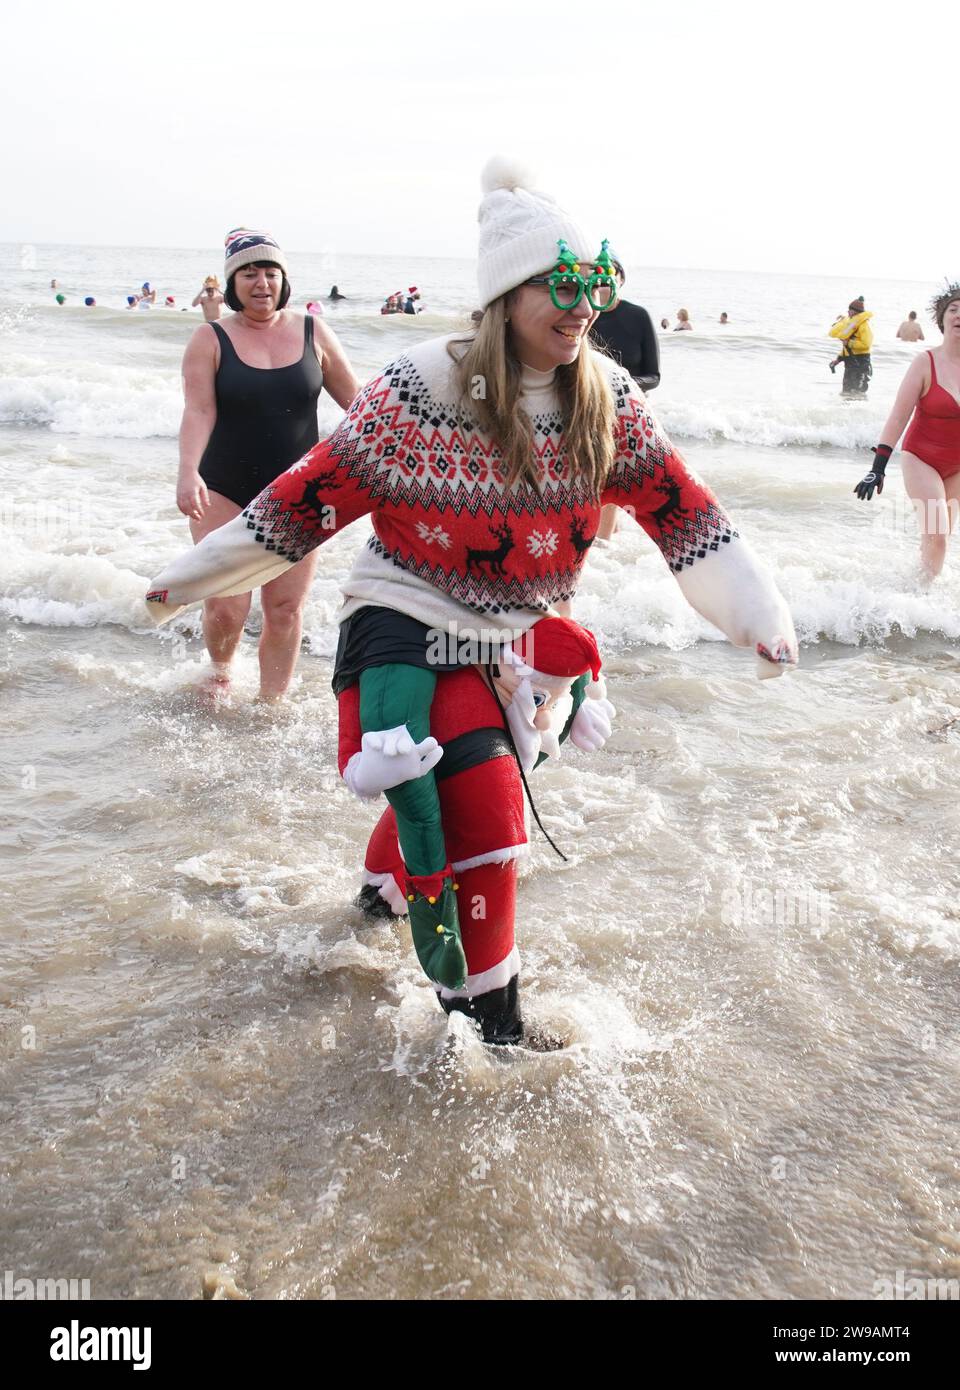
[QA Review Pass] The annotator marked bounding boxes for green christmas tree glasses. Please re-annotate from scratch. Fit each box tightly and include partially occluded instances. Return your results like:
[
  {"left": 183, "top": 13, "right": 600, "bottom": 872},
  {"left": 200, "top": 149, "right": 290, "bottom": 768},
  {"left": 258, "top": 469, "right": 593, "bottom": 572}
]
[{"left": 526, "top": 239, "right": 620, "bottom": 312}]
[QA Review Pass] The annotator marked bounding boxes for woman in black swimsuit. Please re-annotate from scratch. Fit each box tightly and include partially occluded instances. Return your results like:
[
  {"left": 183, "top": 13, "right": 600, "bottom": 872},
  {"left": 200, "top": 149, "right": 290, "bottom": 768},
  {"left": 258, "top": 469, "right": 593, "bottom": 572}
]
[{"left": 176, "top": 229, "right": 360, "bottom": 700}]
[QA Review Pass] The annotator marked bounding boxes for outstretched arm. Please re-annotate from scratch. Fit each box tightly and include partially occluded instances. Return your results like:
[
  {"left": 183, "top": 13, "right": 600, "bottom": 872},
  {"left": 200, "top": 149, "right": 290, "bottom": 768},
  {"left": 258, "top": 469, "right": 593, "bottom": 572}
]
[
  {"left": 601, "top": 371, "right": 797, "bottom": 677},
  {"left": 144, "top": 368, "right": 399, "bottom": 622}
]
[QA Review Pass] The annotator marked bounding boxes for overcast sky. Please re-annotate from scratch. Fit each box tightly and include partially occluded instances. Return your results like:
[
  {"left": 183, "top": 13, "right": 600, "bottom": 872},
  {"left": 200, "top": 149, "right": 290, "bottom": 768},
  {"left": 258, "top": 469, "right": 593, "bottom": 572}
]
[{"left": 4, "top": 0, "right": 951, "bottom": 282}]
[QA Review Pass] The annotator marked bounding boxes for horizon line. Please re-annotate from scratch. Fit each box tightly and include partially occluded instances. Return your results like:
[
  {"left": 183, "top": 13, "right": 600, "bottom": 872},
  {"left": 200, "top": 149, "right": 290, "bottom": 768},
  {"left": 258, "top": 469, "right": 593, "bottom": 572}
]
[{"left": 0, "top": 239, "right": 944, "bottom": 287}]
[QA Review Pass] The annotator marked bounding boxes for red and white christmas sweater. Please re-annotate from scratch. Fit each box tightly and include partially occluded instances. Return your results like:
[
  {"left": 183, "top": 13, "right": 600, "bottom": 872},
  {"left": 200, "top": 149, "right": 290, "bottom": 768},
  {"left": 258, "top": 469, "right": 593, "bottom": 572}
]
[{"left": 146, "top": 335, "right": 795, "bottom": 659}]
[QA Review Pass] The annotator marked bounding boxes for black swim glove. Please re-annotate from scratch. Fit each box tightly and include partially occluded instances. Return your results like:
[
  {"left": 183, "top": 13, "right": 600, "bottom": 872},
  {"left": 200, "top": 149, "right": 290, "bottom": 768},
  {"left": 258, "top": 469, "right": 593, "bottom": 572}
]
[{"left": 854, "top": 444, "right": 892, "bottom": 501}]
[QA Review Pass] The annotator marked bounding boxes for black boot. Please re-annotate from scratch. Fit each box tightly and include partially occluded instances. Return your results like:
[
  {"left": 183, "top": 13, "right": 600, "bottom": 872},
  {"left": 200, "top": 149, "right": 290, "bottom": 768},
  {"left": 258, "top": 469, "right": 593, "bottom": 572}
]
[
  {"left": 439, "top": 976, "right": 524, "bottom": 1045},
  {"left": 354, "top": 883, "right": 401, "bottom": 922}
]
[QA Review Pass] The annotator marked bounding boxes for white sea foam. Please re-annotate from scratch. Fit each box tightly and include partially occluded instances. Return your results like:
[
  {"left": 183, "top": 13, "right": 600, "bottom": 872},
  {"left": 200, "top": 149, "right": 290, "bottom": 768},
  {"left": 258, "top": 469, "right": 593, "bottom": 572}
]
[
  {"left": 660, "top": 396, "right": 885, "bottom": 450},
  {"left": 0, "top": 537, "right": 174, "bottom": 629},
  {"left": 0, "top": 353, "right": 181, "bottom": 438},
  {"left": 0, "top": 352, "right": 349, "bottom": 440}
]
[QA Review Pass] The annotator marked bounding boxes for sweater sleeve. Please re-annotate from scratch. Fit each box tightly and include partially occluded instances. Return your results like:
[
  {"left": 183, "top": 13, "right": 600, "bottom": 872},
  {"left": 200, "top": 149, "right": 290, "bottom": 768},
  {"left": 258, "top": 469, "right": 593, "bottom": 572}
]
[
  {"left": 600, "top": 368, "right": 797, "bottom": 675},
  {"left": 143, "top": 367, "right": 400, "bottom": 623}
]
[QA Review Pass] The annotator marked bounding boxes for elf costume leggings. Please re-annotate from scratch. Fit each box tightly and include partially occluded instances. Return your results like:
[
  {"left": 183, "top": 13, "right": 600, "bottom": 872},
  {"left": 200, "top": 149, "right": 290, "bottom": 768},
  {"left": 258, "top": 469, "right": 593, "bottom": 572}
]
[
  {"left": 339, "top": 666, "right": 527, "bottom": 1043},
  {"left": 358, "top": 664, "right": 443, "bottom": 878}
]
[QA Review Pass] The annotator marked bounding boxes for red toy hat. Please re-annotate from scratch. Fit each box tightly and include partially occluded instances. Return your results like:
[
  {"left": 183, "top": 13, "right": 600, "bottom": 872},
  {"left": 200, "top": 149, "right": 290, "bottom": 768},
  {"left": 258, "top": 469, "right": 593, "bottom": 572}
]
[{"left": 513, "top": 616, "right": 601, "bottom": 683}]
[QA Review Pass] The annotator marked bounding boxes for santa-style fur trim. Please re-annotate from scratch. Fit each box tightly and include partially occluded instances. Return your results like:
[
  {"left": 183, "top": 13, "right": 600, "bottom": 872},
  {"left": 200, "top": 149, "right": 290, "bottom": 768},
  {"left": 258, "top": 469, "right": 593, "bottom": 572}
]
[
  {"left": 360, "top": 868, "right": 407, "bottom": 916},
  {"left": 451, "top": 844, "right": 527, "bottom": 873},
  {"left": 435, "top": 945, "right": 520, "bottom": 1001}
]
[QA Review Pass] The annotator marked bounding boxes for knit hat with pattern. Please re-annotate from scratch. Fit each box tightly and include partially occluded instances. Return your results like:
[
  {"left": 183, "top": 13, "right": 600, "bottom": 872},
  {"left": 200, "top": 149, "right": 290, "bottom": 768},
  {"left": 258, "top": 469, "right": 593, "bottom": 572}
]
[
  {"left": 477, "top": 158, "right": 594, "bottom": 308},
  {"left": 224, "top": 228, "right": 288, "bottom": 280}
]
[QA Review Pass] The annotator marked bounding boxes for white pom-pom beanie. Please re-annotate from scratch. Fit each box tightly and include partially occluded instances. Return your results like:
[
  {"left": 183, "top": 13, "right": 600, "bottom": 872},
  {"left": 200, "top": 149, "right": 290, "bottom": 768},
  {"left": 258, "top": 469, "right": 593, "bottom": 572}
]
[{"left": 477, "top": 157, "right": 594, "bottom": 309}]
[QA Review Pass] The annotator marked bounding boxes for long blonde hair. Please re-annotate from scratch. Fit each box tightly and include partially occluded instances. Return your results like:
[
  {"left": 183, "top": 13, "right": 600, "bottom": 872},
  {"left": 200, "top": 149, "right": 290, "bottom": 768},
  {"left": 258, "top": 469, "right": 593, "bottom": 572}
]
[{"left": 449, "top": 295, "right": 617, "bottom": 495}]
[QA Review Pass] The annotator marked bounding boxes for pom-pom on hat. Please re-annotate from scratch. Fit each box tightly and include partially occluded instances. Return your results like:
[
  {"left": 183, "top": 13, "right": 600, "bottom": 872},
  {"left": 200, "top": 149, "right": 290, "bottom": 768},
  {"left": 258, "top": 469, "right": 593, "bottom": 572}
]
[
  {"left": 512, "top": 616, "right": 602, "bottom": 684},
  {"left": 224, "top": 228, "right": 289, "bottom": 280},
  {"left": 477, "top": 157, "right": 594, "bottom": 308}
]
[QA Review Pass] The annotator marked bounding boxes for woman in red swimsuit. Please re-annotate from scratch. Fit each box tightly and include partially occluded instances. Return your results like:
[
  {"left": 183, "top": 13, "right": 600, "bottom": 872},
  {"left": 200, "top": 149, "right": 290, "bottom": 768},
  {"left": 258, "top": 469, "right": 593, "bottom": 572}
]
[{"left": 854, "top": 284, "right": 960, "bottom": 578}]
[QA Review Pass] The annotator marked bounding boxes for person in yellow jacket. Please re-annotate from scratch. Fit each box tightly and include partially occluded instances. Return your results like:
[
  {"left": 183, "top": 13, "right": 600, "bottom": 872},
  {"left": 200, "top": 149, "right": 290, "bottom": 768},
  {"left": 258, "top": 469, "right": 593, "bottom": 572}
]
[{"left": 829, "top": 295, "right": 874, "bottom": 397}]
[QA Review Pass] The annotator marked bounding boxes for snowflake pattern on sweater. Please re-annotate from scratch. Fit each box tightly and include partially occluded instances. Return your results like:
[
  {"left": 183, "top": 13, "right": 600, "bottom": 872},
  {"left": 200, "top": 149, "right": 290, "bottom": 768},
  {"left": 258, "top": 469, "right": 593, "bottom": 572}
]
[{"left": 238, "top": 338, "right": 736, "bottom": 621}]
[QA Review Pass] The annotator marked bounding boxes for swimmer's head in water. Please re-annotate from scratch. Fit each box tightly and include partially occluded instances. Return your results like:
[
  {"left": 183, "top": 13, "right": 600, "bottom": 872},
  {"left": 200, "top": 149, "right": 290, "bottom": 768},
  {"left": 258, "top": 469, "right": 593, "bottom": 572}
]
[
  {"left": 930, "top": 281, "right": 960, "bottom": 331},
  {"left": 127, "top": 295, "right": 137, "bottom": 305},
  {"left": 84, "top": 297, "right": 95, "bottom": 306},
  {"left": 55, "top": 293, "right": 66, "bottom": 304}
]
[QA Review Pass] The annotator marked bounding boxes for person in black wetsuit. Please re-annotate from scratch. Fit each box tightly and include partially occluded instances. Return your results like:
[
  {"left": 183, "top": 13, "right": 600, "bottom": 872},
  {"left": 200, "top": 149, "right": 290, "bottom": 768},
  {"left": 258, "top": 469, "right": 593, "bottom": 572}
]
[
  {"left": 588, "top": 256, "right": 662, "bottom": 542},
  {"left": 589, "top": 261, "right": 660, "bottom": 392},
  {"left": 176, "top": 228, "right": 360, "bottom": 701}
]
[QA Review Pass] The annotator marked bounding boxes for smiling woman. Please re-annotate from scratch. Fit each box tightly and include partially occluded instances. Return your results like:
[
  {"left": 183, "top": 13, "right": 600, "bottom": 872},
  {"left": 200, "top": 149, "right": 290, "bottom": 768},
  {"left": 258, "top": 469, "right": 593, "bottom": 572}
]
[{"left": 145, "top": 159, "right": 797, "bottom": 1047}]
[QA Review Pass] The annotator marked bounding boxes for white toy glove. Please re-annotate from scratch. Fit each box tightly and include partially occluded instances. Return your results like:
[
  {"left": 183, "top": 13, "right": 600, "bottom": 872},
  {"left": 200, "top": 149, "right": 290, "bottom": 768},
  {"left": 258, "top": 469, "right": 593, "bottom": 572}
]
[
  {"left": 569, "top": 696, "right": 616, "bottom": 753},
  {"left": 343, "top": 725, "right": 443, "bottom": 801}
]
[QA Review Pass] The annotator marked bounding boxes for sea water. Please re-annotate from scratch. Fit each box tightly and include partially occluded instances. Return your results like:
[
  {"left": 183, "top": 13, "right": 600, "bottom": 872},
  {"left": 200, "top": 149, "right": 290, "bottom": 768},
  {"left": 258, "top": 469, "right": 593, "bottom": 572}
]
[{"left": 1, "top": 242, "right": 958, "bottom": 1300}]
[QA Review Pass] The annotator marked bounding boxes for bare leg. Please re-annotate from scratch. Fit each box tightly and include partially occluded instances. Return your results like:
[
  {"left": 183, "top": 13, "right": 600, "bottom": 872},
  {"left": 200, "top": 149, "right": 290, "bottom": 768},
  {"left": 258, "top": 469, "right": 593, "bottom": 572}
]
[
  {"left": 257, "top": 551, "right": 321, "bottom": 701},
  {"left": 901, "top": 452, "right": 956, "bottom": 580},
  {"left": 189, "top": 492, "right": 250, "bottom": 686},
  {"left": 596, "top": 503, "right": 620, "bottom": 541}
]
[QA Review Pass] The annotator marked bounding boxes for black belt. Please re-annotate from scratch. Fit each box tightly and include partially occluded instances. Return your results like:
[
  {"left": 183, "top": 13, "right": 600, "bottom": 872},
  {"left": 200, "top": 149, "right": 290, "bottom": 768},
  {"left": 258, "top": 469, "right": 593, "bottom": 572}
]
[{"left": 433, "top": 727, "right": 514, "bottom": 781}]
